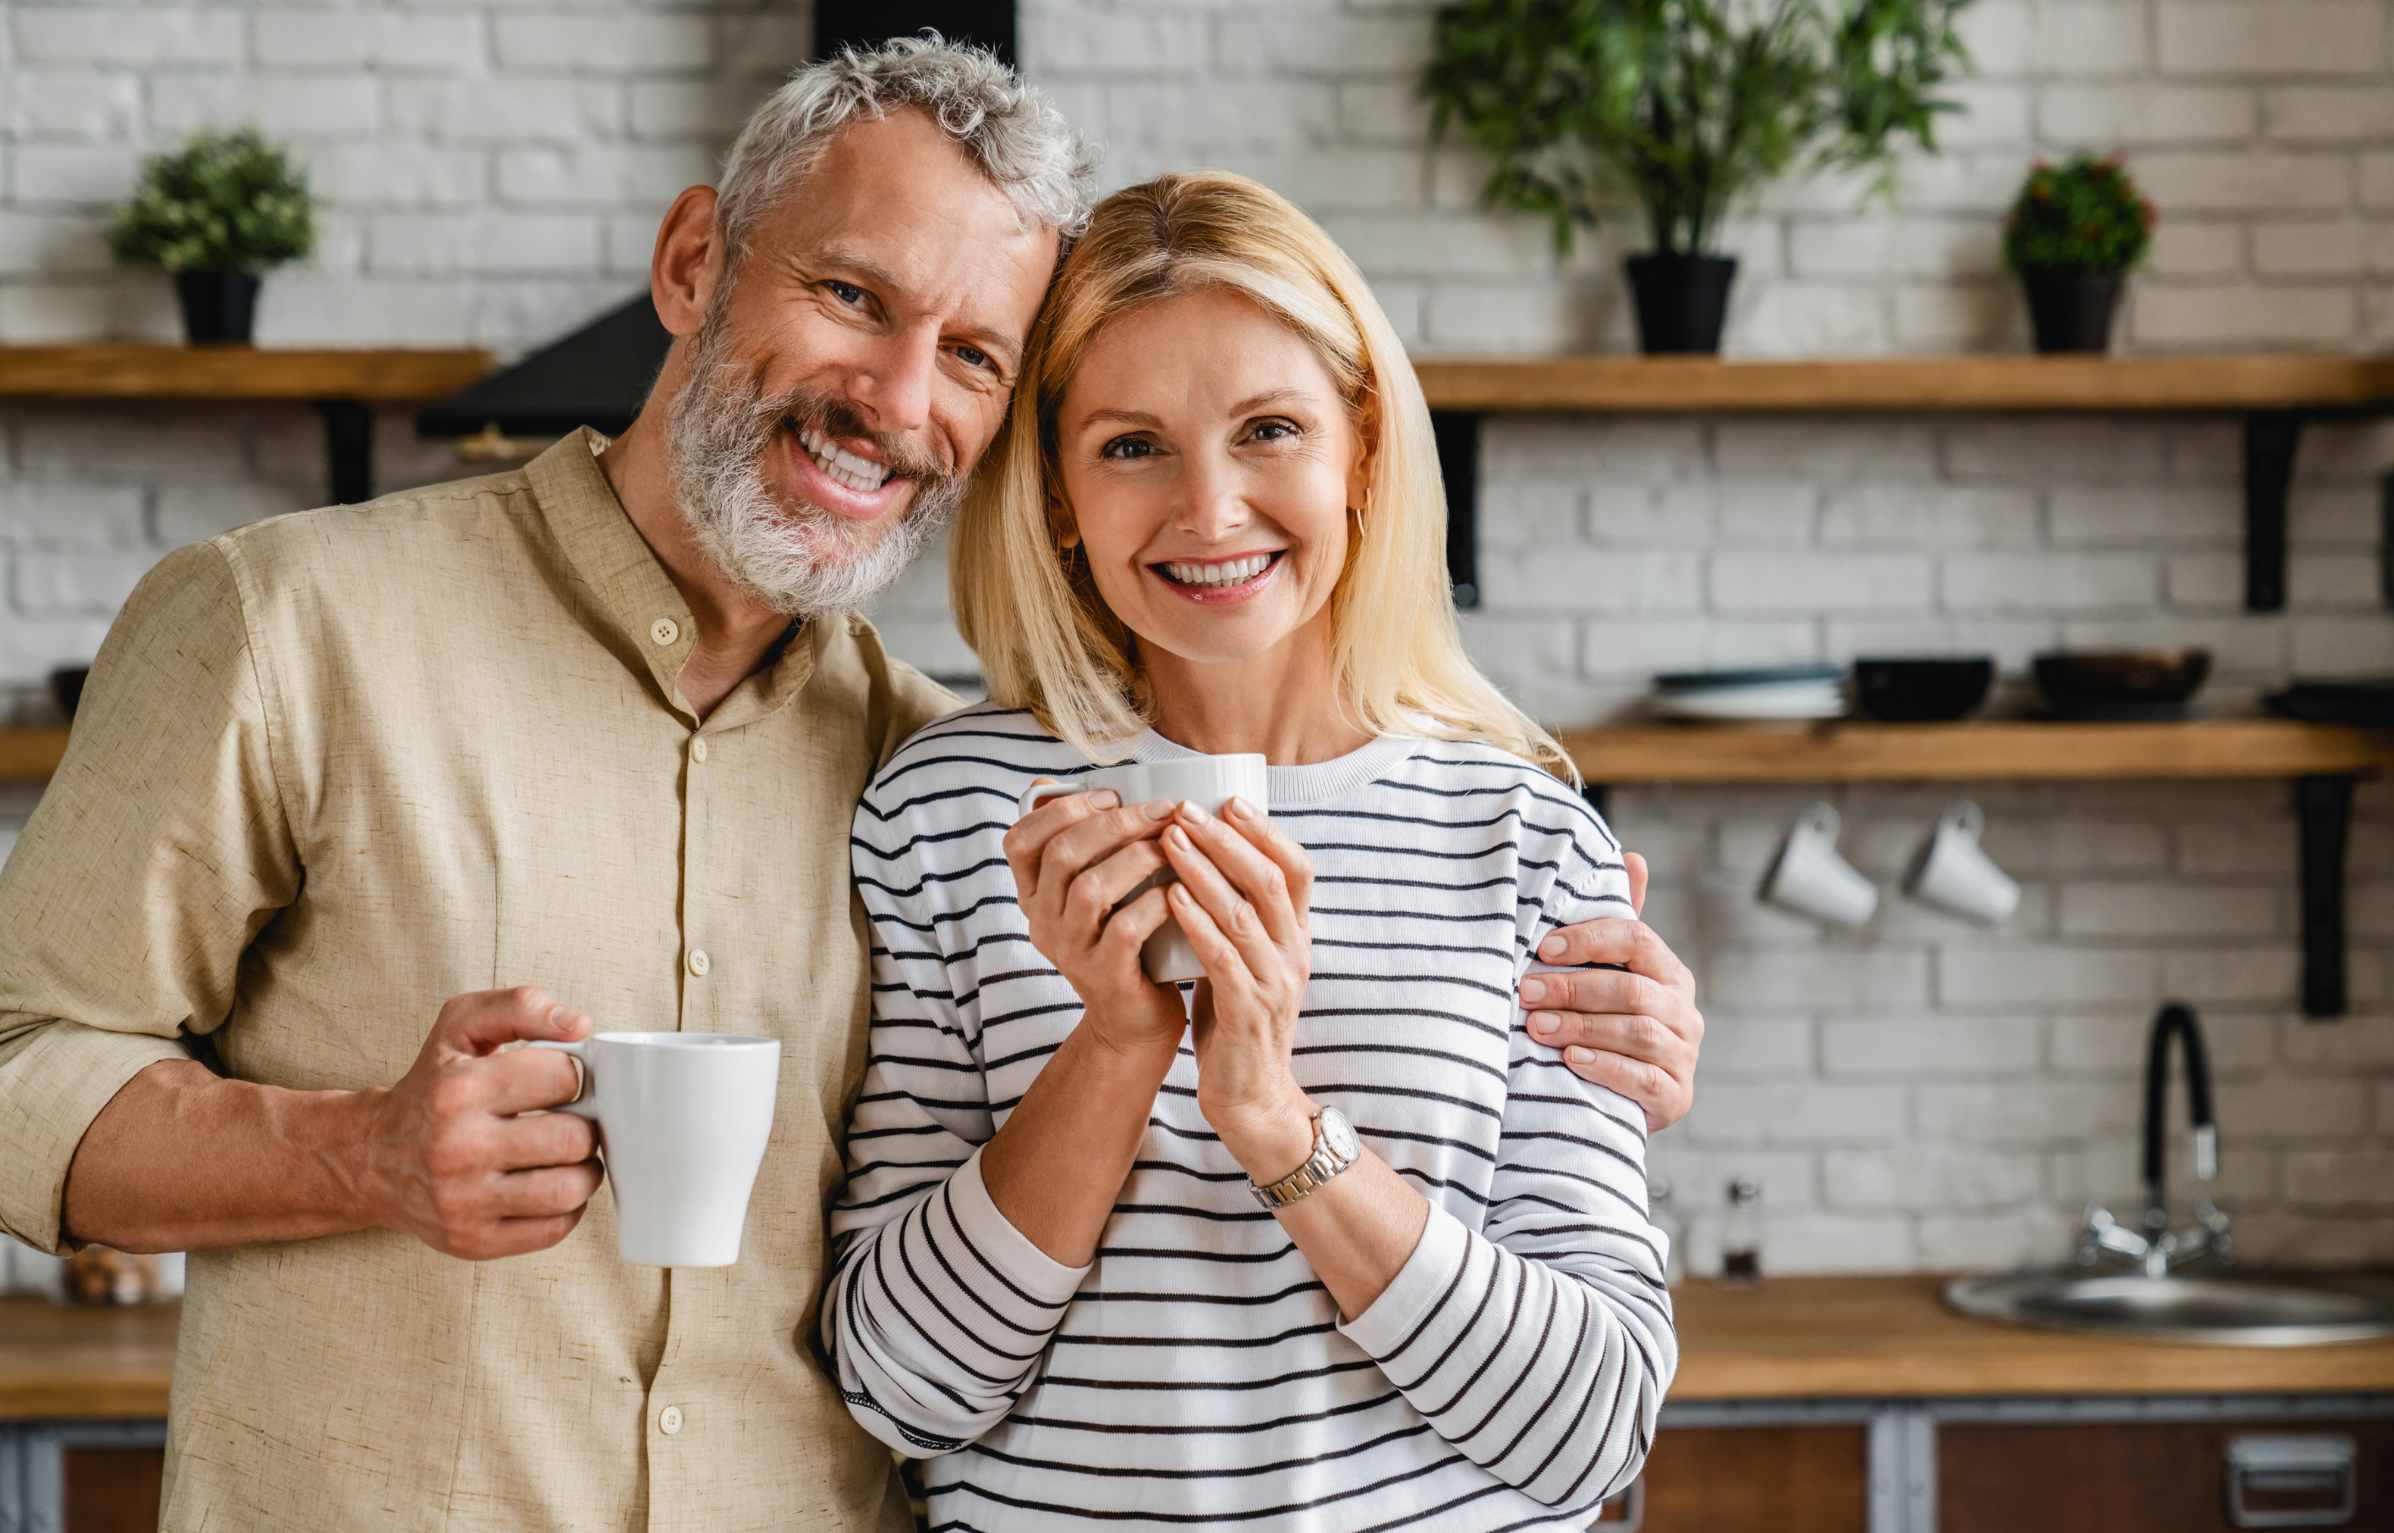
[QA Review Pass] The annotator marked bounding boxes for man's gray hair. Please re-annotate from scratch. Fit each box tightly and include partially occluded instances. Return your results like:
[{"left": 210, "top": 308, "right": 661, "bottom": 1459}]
[{"left": 716, "top": 34, "right": 1099, "bottom": 268}]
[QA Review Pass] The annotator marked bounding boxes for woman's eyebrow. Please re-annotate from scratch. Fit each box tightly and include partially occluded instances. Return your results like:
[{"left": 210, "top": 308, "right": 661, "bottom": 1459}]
[
  {"left": 1227, "top": 387, "right": 1310, "bottom": 415},
  {"left": 1075, "top": 406, "right": 1162, "bottom": 431}
]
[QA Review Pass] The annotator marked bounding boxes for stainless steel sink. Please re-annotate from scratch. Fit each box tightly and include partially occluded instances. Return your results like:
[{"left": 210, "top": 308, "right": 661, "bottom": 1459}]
[{"left": 1945, "top": 1269, "right": 2394, "bottom": 1347}]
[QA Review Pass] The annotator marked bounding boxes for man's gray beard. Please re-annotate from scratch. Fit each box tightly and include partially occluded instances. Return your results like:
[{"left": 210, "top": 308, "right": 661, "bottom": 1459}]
[{"left": 663, "top": 316, "right": 957, "bottom": 619}]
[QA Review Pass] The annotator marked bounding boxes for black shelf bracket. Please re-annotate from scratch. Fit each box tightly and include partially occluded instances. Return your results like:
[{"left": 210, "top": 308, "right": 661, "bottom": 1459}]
[
  {"left": 320, "top": 399, "right": 374, "bottom": 506},
  {"left": 2243, "top": 411, "right": 2303, "bottom": 613},
  {"left": 1432, "top": 409, "right": 1481, "bottom": 609},
  {"left": 2295, "top": 773, "right": 2358, "bottom": 1020}
]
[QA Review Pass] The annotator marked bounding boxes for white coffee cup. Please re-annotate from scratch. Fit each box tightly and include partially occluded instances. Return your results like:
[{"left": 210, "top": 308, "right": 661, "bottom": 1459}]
[
  {"left": 1757, "top": 802, "right": 1879, "bottom": 928},
  {"left": 526, "top": 1032, "right": 780, "bottom": 1267},
  {"left": 1019, "top": 754, "right": 1270, "bottom": 983},
  {"left": 1903, "top": 800, "right": 2020, "bottom": 925}
]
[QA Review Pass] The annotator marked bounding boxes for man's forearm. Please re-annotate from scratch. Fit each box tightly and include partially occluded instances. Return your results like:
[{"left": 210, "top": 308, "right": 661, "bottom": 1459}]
[
  {"left": 978, "top": 1027, "right": 1176, "bottom": 1268},
  {"left": 63, "top": 1059, "right": 383, "bottom": 1253}
]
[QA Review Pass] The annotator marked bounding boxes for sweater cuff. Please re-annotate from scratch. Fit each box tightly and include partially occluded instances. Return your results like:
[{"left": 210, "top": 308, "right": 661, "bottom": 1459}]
[
  {"left": 0, "top": 1024, "right": 190, "bottom": 1254},
  {"left": 946, "top": 1144, "right": 1093, "bottom": 1307},
  {"left": 1338, "top": 1202, "right": 1473, "bottom": 1359}
]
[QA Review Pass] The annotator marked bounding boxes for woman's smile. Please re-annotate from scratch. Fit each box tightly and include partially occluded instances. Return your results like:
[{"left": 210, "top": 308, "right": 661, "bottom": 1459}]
[{"left": 1149, "top": 548, "right": 1287, "bottom": 605}]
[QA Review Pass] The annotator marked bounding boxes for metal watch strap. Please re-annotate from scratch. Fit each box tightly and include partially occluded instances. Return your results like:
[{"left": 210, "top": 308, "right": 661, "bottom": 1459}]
[{"left": 1249, "top": 1109, "right": 1356, "bottom": 1209}]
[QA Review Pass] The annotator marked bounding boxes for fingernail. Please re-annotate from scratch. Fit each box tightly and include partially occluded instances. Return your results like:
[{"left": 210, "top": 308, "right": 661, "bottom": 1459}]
[
  {"left": 1141, "top": 800, "right": 1175, "bottom": 821},
  {"left": 1531, "top": 1011, "right": 1559, "bottom": 1036},
  {"left": 1564, "top": 1046, "right": 1594, "bottom": 1067},
  {"left": 1520, "top": 977, "right": 1548, "bottom": 1004},
  {"left": 1227, "top": 796, "right": 1256, "bottom": 820},
  {"left": 1093, "top": 790, "right": 1121, "bottom": 809},
  {"left": 1165, "top": 826, "right": 1191, "bottom": 852},
  {"left": 1539, "top": 934, "right": 1567, "bottom": 960},
  {"left": 1179, "top": 799, "right": 1211, "bottom": 823}
]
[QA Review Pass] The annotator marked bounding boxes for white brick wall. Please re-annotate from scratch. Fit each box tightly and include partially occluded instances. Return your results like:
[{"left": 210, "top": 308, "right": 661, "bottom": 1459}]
[{"left": 0, "top": 0, "right": 2389, "bottom": 1276}]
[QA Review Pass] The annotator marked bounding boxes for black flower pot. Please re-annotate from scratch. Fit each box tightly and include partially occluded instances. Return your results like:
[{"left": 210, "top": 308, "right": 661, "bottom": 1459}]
[
  {"left": 1625, "top": 252, "right": 1738, "bottom": 355},
  {"left": 175, "top": 270, "right": 262, "bottom": 346},
  {"left": 2021, "top": 269, "right": 2121, "bottom": 354}
]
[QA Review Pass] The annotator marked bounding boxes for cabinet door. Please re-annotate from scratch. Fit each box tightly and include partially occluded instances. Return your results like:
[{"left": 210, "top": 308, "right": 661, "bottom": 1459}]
[
  {"left": 1940, "top": 1419, "right": 2393, "bottom": 1533},
  {"left": 1593, "top": 1424, "right": 1870, "bottom": 1532},
  {"left": 61, "top": 1446, "right": 165, "bottom": 1533}
]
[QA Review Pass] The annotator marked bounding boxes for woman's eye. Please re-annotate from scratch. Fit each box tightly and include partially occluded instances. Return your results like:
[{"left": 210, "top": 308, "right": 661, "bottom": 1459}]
[
  {"left": 1100, "top": 436, "right": 1154, "bottom": 461},
  {"left": 824, "top": 280, "right": 867, "bottom": 307},
  {"left": 1249, "top": 419, "right": 1299, "bottom": 443}
]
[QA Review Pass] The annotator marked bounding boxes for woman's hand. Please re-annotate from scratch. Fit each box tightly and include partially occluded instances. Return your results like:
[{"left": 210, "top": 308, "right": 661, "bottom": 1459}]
[
  {"left": 1158, "top": 797, "right": 1318, "bottom": 1177},
  {"left": 1001, "top": 784, "right": 1187, "bottom": 1058},
  {"left": 1520, "top": 851, "right": 1706, "bottom": 1133}
]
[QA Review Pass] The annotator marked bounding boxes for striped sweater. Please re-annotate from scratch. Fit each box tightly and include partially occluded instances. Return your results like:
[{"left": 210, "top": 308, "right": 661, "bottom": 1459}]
[{"left": 822, "top": 704, "right": 1675, "bottom": 1531}]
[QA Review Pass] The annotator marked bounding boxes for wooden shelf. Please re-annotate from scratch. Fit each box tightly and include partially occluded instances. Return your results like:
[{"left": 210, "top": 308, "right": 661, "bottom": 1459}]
[
  {"left": 0, "top": 728, "right": 69, "bottom": 784},
  {"left": 0, "top": 345, "right": 491, "bottom": 404},
  {"left": 1560, "top": 719, "right": 2394, "bottom": 786},
  {"left": 0, "top": 1298, "right": 178, "bottom": 1422},
  {"left": 1415, "top": 353, "right": 2394, "bottom": 415}
]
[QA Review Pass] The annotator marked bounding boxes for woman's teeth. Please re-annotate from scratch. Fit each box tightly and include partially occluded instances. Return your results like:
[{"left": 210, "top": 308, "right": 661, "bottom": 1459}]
[
  {"left": 1163, "top": 554, "right": 1274, "bottom": 587},
  {"left": 794, "top": 422, "right": 891, "bottom": 493}
]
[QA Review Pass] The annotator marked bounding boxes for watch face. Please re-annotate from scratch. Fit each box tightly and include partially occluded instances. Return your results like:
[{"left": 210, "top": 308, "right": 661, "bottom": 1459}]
[{"left": 1319, "top": 1106, "right": 1360, "bottom": 1161}]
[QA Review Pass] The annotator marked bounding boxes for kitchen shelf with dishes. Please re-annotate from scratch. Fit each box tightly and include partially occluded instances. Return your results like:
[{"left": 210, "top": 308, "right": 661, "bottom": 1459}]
[
  {"left": 1416, "top": 352, "right": 2394, "bottom": 614},
  {"left": 1573, "top": 661, "right": 2393, "bottom": 1021},
  {"left": 0, "top": 344, "right": 493, "bottom": 506}
]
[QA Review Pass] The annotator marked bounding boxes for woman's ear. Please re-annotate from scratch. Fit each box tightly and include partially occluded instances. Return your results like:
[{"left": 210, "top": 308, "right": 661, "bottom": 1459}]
[
  {"left": 1345, "top": 398, "right": 1380, "bottom": 512},
  {"left": 1047, "top": 492, "right": 1081, "bottom": 552}
]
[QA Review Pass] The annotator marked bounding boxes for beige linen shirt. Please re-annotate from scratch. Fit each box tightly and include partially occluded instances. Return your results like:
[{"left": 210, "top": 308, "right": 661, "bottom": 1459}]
[{"left": 0, "top": 430, "right": 952, "bottom": 1532}]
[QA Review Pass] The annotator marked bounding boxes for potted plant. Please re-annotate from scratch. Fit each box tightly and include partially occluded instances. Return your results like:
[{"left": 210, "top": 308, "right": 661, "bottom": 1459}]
[
  {"left": 2003, "top": 153, "right": 2153, "bottom": 354},
  {"left": 109, "top": 127, "right": 316, "bottom": 346},
  {"left": 1424, "top": 0, "right": 1976, "bottom": 354}
]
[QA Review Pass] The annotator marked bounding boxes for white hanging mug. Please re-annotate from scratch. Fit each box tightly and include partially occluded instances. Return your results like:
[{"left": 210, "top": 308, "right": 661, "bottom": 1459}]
[
  {"left": 1903, "top": 800, "right": 2020, "bottom": 925},
  {"left": 526, "top": 1032, "right": 780, "bottom": 1267},
  {"left": 1019, "top": 754, "right": 1270, "bottom": 983},
  {"left": 1757, "top": 802, "right": 1879, "bottom": 928}
]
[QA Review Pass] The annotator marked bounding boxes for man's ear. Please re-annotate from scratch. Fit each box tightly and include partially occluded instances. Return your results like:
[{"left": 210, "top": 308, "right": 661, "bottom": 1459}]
[{"left": 651, "top": 185, "right": 726, "bottom": 339}]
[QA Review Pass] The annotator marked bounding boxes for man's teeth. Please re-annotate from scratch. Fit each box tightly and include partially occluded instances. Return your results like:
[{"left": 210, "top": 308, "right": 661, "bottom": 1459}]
[
  {"left": 1163, "top": 554, "right": 1273, "bottom": 587},
  {"left": 796, "top": 424, "right": 891, "bottom": 493}
]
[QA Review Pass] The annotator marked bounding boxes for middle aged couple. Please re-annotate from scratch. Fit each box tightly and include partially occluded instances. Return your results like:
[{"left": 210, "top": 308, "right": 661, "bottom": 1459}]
[{"left": 0, "top": 37, "right": 1695, "bottom": 1533}]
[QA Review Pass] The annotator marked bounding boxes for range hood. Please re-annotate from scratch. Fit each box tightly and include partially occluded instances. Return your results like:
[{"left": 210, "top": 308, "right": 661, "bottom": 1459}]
[{"left": 414, "top": 2, "right": 1017, "bottom": 454}]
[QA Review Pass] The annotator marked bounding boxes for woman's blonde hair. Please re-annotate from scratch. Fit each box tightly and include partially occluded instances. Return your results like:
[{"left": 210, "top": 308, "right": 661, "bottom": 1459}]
[{"left": 952, "top": 169, "right": 1575, "bottom": 783}]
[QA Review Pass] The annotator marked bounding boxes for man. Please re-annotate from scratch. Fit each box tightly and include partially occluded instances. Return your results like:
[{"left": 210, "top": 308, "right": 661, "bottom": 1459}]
[{"left": 0, "top": 39, "right": 1704, "bottom": 1532}]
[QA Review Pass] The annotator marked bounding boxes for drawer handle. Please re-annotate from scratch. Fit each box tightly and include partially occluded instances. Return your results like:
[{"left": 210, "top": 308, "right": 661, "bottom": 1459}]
[{"left": 2224, "top": 1434, "right": 2358, "bottom": 1529}]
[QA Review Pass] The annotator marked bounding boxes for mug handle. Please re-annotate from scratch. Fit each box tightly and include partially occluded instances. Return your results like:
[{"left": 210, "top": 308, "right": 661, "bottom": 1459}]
[
  {"left": 524, "top": 1039, "right": 599, "bottom": 1119},
  {"left": 1944, "top": 799, "right": 1984, "bottom": 838},
  {"left": 1018, "top": 778, "right": 1080, "bottom": 820}
]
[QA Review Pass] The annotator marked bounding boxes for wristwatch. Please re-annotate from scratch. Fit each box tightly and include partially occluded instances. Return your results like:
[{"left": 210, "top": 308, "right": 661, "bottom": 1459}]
[{"left": 1248, "top": 1105, "right": 1361, "bottom": 1209}]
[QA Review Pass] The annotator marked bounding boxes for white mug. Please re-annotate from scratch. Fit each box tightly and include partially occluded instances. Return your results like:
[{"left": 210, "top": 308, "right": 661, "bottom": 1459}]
[
  {"left": 1019, "top": 754, "right": 1270, "bottom": 983},
  {"left": 526, "top": 1032, "right": 780, "bottom": 1267},
  {"left": 1757, "top": 802, "right": 1879, "bottom": 928},
  {"left": 1903, "top": 800, "right": 2020, "bottom": 925}
]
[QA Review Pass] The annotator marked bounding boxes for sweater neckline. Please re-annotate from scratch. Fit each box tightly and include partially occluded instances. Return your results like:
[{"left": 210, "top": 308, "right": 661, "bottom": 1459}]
[{"left": 1126, "top": 728, "right": 1420, "bottom": 807}]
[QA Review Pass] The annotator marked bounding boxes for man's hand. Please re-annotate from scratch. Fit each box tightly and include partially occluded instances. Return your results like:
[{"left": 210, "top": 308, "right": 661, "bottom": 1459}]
[
  {"left": 357, "top": 987, "right": 603, "bottom": 1260},
  {"left": 1521, "top": 852, "right": 1704, "bottom": 1134}
]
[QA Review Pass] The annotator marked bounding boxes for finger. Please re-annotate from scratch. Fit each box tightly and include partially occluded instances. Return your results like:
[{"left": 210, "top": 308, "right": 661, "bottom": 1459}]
[
  {"left": 1561, "top": 1046, "right": 1683, "bottom": 1135},
  {"left": 1166, "top": 882, "right": 1253, "bottom": 994},
  {"left": 1061, "top": 839, "right": 1170, "bottom": 944},
  {"left": 1038, "top": 801, "right": 1173, "bottom": 910},
  {"left": 1180, "top": 801, "right": 1304, "bottom": 946},
  {"left": 437, "top": 987, "right": 590, "bottom": 1057},
  {"left": 1222, "top": 797, "right": 1313, "bottom": 915},
  {"left": 475, "top": 1209, "right": 587, "bottom": 1260},
  {"left": 1097, "top": 884, "right": 1175, "bottom": 964},
  {"left": 1002, "top": 785, "right": 1121, "bottom": 903},
  {"left": 488, "top": 1108, "right": 600, "bottom": 1170},
  {"left": 490, "top": 1160, "right": 604, "bottom": 1219},
  {"left": 1534, "top": 917, "right": 1692, "bottom": 991},
  {"left": 1624, "top": 851, "right": 1649, "bottom": 917},
  {"left": 1518, "top": 966, "right": 1652, "bottom": 1025},
  {"left": 479, "top": 1041, "right": 590, "bottom": 1115},
  {"left": 1525, "top": 1010, "right": 1695, "bottom": 1083}
]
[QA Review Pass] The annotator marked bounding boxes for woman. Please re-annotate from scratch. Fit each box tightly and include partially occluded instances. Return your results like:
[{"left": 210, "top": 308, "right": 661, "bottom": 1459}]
[{"left": 823, "top": 172, "right": 1673, "bottom": 1530}]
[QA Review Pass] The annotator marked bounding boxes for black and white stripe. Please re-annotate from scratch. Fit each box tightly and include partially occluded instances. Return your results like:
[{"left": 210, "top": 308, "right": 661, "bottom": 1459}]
[{"left": 823, "top": 704, "right": 1674, "bottom": 1531}]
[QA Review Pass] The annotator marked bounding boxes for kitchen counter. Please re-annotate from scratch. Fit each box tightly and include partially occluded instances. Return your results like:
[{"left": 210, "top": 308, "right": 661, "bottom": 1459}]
[{"left": 7, "top": 1276, "right": 2394, "bottom": 1422}]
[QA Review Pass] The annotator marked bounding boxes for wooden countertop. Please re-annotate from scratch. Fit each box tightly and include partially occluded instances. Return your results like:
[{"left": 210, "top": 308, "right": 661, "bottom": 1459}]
[
  {"left": 0, "top": 1297, "right": 178, "bottom": 1420},
  {"left": 1672, "top": 1275, "right": 2394, "bottom": 1401},
  {"left": 8, "top": 1277, "right": 2392, "bottom": 1421}
]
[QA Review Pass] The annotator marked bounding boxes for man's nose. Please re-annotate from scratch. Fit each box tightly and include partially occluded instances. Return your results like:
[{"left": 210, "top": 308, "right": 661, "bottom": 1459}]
[{"left": 845, "top": 325, "right": 938, "bottom": 438}]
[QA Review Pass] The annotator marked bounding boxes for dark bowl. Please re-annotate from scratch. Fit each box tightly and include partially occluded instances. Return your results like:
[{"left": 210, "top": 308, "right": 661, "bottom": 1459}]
[
  {"left": 1851, "top": 657, "right": 1997, "bottom": 723},
  {"left": 49, "top": 665, "right": 90, "bottom": 719},
  {"left": 2033, "top": 648, "right": 2212, "bottom": 720}
]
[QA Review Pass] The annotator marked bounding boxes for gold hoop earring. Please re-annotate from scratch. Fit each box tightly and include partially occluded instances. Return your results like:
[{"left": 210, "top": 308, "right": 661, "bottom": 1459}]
[{"left": 1347, "top": 505, "right": 1366, "bottom": 543}]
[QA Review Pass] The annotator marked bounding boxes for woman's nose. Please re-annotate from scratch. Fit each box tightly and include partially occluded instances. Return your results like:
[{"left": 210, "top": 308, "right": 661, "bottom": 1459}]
[{"left": 1172, "top": 456, "right": 1251, "bottom": 539}]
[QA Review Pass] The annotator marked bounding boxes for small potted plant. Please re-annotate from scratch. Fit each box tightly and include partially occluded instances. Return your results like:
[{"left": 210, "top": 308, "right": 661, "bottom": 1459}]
[
  {"left": 1424, "top": 0, "right": 1975, "bottom": 355},
  {"left": 109, "top": 127, "right": 316, "bottom": 346},
  {"left": 2003, "top": 153, "right": 2154, "bottom": 354}
]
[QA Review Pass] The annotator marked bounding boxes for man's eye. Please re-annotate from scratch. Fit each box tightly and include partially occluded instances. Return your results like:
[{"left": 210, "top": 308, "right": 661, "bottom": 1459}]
[
  {"left": 1100, "top": 436, "right": 1153, "bottom": 461},
  {"left": 824, "top": 280, "right": 867, "bottom": 307},
  {"left": 953, "top": 343, "right": 993, "bottom": 372}
]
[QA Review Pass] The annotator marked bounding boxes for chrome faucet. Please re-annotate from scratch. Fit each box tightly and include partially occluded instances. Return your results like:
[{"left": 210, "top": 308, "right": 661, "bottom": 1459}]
[{"left": 2077, "top": 1002, "right": 2233, "bottom": 1278}]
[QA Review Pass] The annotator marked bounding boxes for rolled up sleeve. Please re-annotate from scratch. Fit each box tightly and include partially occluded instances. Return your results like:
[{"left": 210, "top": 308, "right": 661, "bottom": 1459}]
[{"left": 0, "top": 539, "right": 298, "bottom": 1252}]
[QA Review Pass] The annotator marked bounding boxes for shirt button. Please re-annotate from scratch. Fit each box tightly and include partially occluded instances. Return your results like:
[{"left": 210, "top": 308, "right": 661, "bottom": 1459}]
[
  {"left": 687, "top": 948, "right": 711, "bottom": 978},
  {"left": 658, "top": 1405, "right": 684, "bottom": 1436},
  {"left": 649, "top": 617, "right": 680, "bottom": 647},
  {"left": 690, "top": 736, "right": 708, "bottom": 763}
]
